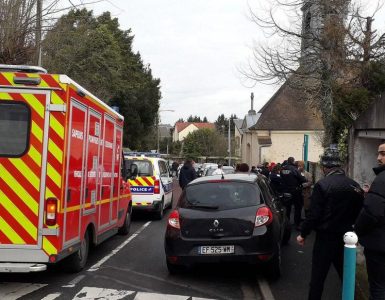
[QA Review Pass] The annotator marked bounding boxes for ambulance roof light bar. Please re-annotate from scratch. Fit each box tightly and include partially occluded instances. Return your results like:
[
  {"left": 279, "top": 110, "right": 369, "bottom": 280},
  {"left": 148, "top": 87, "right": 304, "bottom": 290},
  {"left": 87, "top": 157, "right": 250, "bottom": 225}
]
[{"left": 0, "top": 64, "right": 47, "bottom": 74}]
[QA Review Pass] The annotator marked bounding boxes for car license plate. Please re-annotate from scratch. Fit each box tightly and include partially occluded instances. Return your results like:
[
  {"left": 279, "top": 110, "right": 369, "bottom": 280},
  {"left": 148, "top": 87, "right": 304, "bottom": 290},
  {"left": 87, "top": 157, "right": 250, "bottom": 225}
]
[{"left": 199, "top": 245, "right": 235, "bottom": 255}]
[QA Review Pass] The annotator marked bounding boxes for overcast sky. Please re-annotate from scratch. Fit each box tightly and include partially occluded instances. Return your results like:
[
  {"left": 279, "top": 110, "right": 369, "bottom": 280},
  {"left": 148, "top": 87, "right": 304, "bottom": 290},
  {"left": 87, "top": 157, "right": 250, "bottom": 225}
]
[{"left": 62, "top": 0, "right": 385, "bottom": 125}]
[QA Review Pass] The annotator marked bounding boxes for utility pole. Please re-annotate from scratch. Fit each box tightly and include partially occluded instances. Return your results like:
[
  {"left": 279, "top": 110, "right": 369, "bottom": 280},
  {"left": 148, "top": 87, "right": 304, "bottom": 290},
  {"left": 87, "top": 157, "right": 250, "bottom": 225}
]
[
  {"left": 228, "top": 118, "right": 231, "bottom": 166},
  {"left": 36, "top": 0, "right": 42, "bottom": 66}
]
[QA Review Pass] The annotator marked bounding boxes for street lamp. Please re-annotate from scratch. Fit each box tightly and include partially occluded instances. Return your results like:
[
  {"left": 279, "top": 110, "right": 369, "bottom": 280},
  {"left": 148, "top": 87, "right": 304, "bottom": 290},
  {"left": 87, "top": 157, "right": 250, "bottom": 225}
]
[{"left": 157, "top": 109, "right": 175, "bottom": 153}]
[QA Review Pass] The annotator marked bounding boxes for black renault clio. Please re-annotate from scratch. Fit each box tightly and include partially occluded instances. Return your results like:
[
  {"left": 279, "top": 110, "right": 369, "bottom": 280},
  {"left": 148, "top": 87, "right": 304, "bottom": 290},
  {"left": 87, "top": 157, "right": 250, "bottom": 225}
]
[{"left": 164, "top": 173, "right": 291, "bottom": 278}]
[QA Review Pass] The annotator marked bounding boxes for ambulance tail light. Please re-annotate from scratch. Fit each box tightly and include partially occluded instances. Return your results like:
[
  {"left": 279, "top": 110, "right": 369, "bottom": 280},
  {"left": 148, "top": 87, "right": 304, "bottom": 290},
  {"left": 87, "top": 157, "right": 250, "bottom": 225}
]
[
  {"left": 46, "top": 198, "right": 58, "bottom": 226},
  {"left": 154, "top": 179, "right": 160, "bottom": 194}
]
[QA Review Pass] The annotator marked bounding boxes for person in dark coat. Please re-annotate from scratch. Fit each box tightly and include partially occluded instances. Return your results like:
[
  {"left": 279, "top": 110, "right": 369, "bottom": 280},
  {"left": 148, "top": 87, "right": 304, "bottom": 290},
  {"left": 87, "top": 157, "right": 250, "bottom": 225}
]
[
  {"left": 296, "top": 146, "right": 364, "bottom": 300},
  {"left": 281, "top": 156, "right": 306, "bottom": 229},
  {"left": 260, "top": 162, "right": 270, "bottom": 177},
  {"left": 355, "top": 142, "right": 385, "bottom": 300},
  {"left": 269, "top": 164, "right": 284, "bottom": 194},
  {"left": 178, "top": 159, "right": 197, "bottom": 189}
]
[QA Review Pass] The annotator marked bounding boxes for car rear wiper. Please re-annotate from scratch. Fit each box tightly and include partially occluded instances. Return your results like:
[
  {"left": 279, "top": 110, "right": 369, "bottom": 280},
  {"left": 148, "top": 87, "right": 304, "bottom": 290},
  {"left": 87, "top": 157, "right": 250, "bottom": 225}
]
[{"left": 187, "top": 201, "right": 219, "bottom": 209}]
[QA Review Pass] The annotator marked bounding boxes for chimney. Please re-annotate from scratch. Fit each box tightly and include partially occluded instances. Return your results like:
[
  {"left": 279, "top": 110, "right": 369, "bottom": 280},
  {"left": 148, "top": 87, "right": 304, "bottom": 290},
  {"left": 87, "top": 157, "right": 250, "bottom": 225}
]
[{"left": 248, "top": 92, "right": 256, "bottom": 115}]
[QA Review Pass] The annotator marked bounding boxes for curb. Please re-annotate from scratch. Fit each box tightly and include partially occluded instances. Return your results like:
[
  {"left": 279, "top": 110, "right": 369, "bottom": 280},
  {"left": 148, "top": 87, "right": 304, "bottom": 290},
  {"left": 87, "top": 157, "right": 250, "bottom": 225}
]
[{"left": 257, "top": 278, "right": 275, "bottom": 300}]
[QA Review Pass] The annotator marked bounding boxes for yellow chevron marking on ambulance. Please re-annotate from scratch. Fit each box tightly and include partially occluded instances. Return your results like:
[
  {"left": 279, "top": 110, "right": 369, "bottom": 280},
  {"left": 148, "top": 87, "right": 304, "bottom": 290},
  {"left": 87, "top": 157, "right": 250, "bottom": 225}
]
[
  {"left": 48, "top": 139, "right": 63, "bottom": 163},
  {"left": 0, "top": 164, "right": 38, "bottom": 215},
  {"left": 47, "top": 163, "right": 61, "bottom": 188},
  {"left": 31, "top": 121, "right": 43, "bottom": 143},
  {"left": 0, "top": 216, "right": 25, "bottom": 244},
  {"left": 21, "top": 94, "right": 44, "bottom": 119},
  {"left": 9, "top": 159, "right": 40, "bottom": 191},
  {"left": 2, "top": 73, "right": 14, "bottom": 85},
  {"left": 43, "top": 237, "right": 57, "bottom": 255},
  {"left": 51, "top": 75, "right": 67, "bottom": 90},
  {"left": 51, "top": 91, "right": 65, "bottom": 104},
  {"left": 0, "top": 191, "right": 37, "bottom": 240},
  {"left": 50, "top": 115, "right": 64, "bottom": 139},
  {"left": 28, "top": 145, "right": 42, "bottom": 167},
  {"left": 0, "top": 93, "right": 12, "bottom": 100}
]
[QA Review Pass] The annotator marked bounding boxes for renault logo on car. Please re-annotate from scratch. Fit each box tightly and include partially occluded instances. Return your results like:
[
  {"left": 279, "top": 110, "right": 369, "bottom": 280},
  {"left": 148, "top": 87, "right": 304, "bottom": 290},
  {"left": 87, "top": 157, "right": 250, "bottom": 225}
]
[{"left": 213, "top": 220, "right": 219, "bottom": 227}]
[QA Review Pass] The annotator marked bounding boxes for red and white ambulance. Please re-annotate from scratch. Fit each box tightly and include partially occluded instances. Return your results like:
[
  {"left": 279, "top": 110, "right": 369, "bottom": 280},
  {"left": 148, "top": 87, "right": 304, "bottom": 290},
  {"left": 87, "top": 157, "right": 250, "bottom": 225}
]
[{"left": 0, "top": 65, "right": 132, "bottom": 272}]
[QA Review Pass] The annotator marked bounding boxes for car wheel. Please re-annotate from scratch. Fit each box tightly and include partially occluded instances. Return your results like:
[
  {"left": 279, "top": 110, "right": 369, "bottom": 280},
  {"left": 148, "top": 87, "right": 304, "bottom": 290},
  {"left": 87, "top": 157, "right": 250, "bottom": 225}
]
[
  {"left": 66, "top": 230, "right": 90, "bottom": 273},
  {"left": 155, "top": 199, "right": 164, "bottom": 220},
  {"left": 282, "top": 222, "right": 291, "bottom": 245},
  {"left": 118, "top": 207, "right": 131, "bottom": 235},
  {"left": 166, "top": 259, "right": 185, "bottom": 275},
  {"left": 266, "top": 244, "right": 281, "bottom": 280}
]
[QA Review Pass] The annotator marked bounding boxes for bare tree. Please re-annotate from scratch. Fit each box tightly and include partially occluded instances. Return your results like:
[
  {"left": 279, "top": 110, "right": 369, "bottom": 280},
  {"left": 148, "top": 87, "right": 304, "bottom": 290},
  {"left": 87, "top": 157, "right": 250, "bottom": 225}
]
[
  {"left": 243, "top": 0, "right": 385, "bottom": 144},
  {"left": 0, "top": 0, "right": 104, "bottom": 64}
]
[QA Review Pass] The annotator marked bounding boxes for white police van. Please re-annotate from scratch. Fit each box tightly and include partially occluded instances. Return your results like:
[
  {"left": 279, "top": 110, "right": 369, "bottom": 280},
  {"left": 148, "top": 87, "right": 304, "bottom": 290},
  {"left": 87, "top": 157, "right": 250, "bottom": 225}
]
[{"left": 125, "top": 153, "right": 174, "bottom": 219}]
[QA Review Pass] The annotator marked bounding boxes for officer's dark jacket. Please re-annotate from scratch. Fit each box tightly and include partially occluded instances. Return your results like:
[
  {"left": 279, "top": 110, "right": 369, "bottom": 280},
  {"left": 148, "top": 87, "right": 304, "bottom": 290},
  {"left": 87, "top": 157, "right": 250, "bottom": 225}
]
[
  {"left": 280, "top": 163, "right": 306, "bottom": 192},
  {"left": 355, "top": 164, "right": 385, "bottom": 252},
  {"left": 301, "top": 168, "right": 364, "bottom": 238},
  {"left": 179, "top": 164, "right": 197, "bottom": 189}
]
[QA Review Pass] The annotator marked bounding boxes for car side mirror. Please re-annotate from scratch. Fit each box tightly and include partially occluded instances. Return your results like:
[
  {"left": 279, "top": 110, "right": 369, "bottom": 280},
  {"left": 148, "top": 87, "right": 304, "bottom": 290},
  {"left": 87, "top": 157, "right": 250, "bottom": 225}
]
[{"left": 129, "top": 163, "right": 138, "bottom": 180}]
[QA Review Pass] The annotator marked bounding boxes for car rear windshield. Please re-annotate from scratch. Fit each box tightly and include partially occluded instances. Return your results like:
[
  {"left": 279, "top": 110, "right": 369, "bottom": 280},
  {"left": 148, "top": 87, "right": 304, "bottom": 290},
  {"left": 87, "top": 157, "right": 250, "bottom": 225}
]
[
  {"left": 126, "top": 159, "right": 153, "bottom": 176},
  {"left": 181, "top": 181, "right": 261, "bottom": 210}
]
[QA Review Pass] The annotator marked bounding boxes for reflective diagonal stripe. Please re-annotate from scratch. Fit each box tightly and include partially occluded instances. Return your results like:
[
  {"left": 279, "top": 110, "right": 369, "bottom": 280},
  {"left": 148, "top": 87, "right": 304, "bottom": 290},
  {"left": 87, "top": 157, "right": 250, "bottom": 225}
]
[
  {"left": 137, "top": 177, "right": 151, "bottom": 186},
  {"left": 0, "top": 93, "right": 12, "bottom": 100},
  {"left": 48, "top": 139, "right": 63, "bottom": 163},
  {"left": 50, "top": 115, "right": 64, "bottom": 139},
  {"left": 0, "top": 164, "right": 38, "bottom": 215},
  {"left": 9, "top": 159, "right": 40, "bottom": 192},
  {"left": 51, "top": 91, "right": 65, "bottom": 104},
  {"left": 0, "top": 216, "right": 25, "bottom": 244},
  {"left": 31, "top": 121, "right": 43, "bottom": 143},
  {"left": 0, "top": 191, "right": 37, "bottom": 240},
  {"left": 43, "top": 237, "right": 57, "bottom": 255},
  {"left": 29, "top": 145, "right": 42, "bottom": 167},
  {"left": 47, "top": 163, "right": 61, "bottom": 188},
  {"left": 21, "top": 94, "right": 45, "bottom": 119}
]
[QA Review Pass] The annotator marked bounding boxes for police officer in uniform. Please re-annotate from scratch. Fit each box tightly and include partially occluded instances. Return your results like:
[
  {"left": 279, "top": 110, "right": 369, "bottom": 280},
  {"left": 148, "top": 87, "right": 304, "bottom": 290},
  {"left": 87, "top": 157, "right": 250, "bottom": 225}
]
[
  {"left": 296, "top": 146, "right": 364, "bottom": 300},
  {"left": 281, "top": 156, "right": 306, "bottom": 229}
]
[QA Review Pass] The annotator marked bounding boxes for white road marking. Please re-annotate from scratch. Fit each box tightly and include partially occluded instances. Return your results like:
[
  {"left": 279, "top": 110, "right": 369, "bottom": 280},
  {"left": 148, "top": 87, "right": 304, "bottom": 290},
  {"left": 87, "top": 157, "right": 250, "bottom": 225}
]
[
  {"left": 87, "top": 221, "right": 151, "bottom": 272},
  {"left": 0, "top": 282, "right": 47, "bottom": 300},
  {"left": 257, "top": 278, "right": 275, "bottom": 300},
  {"left": 134, "top": 292, "right": 188, "bottom": 300},
  {"left": 73, "top": 287, "right": 134, "bottom": 299},
  {"left": 62, "top": 275, "right": 86, "bottom": 288},
  {"left": 41, "top": 293, "right": 61, "bottom": 300}
]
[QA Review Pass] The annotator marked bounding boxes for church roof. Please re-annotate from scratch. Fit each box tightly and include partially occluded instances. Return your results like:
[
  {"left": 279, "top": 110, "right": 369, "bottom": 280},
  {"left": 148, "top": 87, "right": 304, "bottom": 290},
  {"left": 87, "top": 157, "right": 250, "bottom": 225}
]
[{"left": 250, "top": 82, "right": 324, "bottom": 131}]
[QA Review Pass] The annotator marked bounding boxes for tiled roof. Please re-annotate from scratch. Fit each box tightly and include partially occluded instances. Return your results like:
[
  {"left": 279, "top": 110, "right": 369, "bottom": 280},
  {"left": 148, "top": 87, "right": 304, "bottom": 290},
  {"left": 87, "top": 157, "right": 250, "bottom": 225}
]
[
  {"left": 174, "top": 122, "right": 215, "bottom": 132},
  {"left": 251, "top": 82, "right": 324, "bottom": 131}
]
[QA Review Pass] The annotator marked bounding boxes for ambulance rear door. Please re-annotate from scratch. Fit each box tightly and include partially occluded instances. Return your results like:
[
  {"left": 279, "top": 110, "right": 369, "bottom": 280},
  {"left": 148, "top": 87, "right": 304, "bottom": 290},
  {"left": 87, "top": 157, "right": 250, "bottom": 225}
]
[{"left": 0, "top": 88, "right": 50, "bottom": 254}]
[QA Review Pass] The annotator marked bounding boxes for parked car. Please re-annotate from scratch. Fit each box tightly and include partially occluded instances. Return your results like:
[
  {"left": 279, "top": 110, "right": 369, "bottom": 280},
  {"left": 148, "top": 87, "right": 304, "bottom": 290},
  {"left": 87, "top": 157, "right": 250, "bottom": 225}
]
[
  {"left": 204, "top": 165, "right": 235, "bottom": 176},
  {"left": 164, "top": 173, "right": 291, "bottom": 278},
  {"left": 200, "top": 163, "right": 218, "bottom": 176}
]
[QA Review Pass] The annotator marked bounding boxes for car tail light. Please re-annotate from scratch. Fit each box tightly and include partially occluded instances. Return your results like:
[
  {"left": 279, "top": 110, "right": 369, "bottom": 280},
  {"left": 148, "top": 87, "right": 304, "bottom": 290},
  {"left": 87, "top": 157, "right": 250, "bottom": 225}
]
[
  {"left": 154, "top": 179, "right": 160, "bottom": 194},
  {"left": 255, "top": 206, "right": 273, "bottom": 227},
  {"left": 46, "top": 198, "right": 58, "bottom": 226},
  {"left": 168, "top": 210, "right": 180, "bottom": 229}
]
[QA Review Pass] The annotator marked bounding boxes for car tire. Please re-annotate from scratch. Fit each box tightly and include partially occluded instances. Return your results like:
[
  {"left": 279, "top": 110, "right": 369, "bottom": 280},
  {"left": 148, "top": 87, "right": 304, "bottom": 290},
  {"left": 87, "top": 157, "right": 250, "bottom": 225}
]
[
  {"left": 118, "top": 207, "right": 131, "bottom": 235},
  {"left": 266, "top": 244, "right": 281, "bottom": 280},
  {"left": 166, "top": 260, "right": 184, "bottom": 275},
  {"left": 282, "top": 222, "right": 291, "bottom": 245},
  {"left": 155, "top": 199, "right": 164, "bottom": 220},
  {"left": 66, "top": 230, "right": 90, "bottom": 273}
]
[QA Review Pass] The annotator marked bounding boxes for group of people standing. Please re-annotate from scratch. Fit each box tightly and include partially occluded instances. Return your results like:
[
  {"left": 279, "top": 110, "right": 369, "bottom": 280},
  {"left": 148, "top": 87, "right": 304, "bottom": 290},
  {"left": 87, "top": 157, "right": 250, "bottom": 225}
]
[
  {"left": 253, "top": 145, "right": 385, "bottom": 300},
  {"left": 259, "top": 157, "right": 313, "bottom": 231}
]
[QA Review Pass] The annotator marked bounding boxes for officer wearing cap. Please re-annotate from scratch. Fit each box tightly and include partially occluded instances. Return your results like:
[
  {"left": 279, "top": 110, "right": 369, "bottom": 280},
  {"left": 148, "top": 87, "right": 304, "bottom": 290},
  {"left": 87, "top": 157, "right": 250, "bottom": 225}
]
[{"left": 296, "top": 145, "right": 364, "bottom": 300}]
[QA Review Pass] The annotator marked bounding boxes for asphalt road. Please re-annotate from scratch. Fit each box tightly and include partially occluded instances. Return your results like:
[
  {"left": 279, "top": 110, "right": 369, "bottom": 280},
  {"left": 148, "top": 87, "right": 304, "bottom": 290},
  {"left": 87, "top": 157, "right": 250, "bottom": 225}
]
[{"left": 0, "top": 178, "right": 341, "bottom": 300}]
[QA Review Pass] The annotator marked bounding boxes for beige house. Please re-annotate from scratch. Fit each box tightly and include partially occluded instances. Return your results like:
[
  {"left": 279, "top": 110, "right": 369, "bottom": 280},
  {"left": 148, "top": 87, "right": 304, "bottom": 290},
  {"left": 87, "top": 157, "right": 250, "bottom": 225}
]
[
  {"left": 172, "top": 122, "right": 216, "bottom": 142},
  {"left": 238, "top": 85, "right": 324, "bottom": 166}
]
